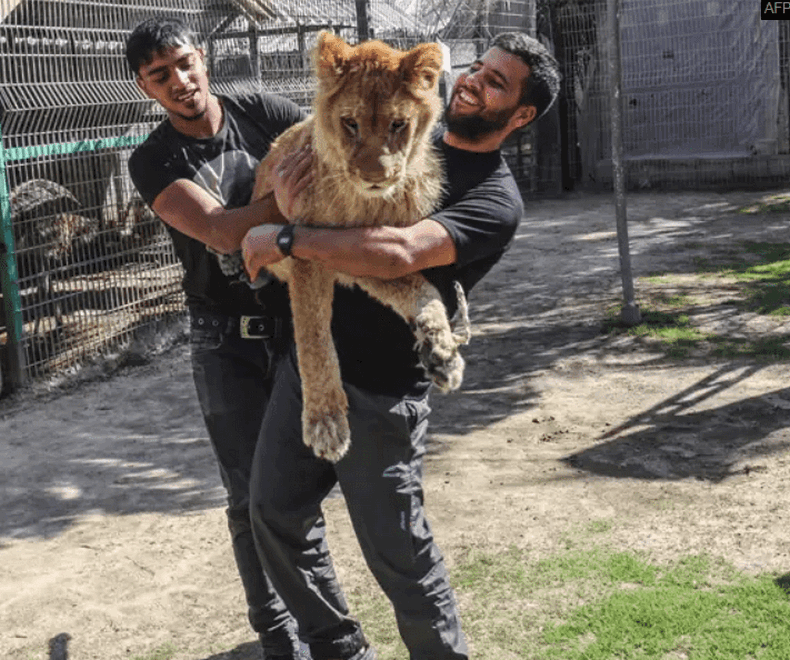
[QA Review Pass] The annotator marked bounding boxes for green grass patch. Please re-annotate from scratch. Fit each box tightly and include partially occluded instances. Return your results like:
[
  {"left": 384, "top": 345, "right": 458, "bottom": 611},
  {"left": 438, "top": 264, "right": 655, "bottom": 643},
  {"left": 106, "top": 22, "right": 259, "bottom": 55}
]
[
  {"left": 446, "top": 546, "right": 790, "bottom": 660},
  {"left": 707, "top": 335, "right": 790, "bottom": 360},
  {"left": 604, "top": 305, "right": 790, "bottom": 359},
  {"left": 695, "top": 243, "right": 790, "bottom": 315},
  {"left": 603, "top": 308, "right": 710, "bottom": 358},
  {"left": 739, "top": 195, "right": 790, "bottom": 214},
  {"left": 584, "top": 519, "right": 614, "bottom": 535},
  {"left": 604, "top": 242, "right": 790, "bottom": 358}
]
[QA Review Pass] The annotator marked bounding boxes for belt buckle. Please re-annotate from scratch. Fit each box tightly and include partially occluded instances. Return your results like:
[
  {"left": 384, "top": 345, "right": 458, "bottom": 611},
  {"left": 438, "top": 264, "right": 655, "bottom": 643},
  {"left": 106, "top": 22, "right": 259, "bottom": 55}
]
[{"left": 240, "top": 315, "right": 276, "bottom": 339}]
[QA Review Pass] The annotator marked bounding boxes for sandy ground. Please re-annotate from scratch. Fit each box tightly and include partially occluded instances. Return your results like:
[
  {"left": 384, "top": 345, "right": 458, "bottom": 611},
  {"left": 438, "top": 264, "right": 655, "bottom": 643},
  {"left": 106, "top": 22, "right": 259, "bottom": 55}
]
[{"left": 2, "top": 190, "right": 790, "bottom": 660}]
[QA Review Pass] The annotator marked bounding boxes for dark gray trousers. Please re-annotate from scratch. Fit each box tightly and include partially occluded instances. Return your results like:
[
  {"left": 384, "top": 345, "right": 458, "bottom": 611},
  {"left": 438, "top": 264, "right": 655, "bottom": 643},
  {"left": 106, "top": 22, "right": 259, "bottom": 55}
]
[
  {"left": 189, "top": 309, "right": 302, "bottom": 657},
  {"left": 249, "top": 348, "right": 469, "bottom": 660}
]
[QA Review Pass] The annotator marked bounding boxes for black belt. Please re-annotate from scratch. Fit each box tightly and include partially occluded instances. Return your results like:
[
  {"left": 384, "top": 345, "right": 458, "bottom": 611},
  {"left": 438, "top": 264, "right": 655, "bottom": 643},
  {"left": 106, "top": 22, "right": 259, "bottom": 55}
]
[{"left": 190, "top": 310, "right": 288, "bottom": 339}]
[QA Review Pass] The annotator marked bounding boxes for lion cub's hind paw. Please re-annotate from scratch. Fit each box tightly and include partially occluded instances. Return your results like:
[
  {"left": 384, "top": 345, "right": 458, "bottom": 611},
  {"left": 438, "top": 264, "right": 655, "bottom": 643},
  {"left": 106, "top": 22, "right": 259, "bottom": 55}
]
[
  {"left": 304, "top": 411, "right": 351, "bottom": 463},
  {"left": 421, "top": 347, "right": 465, "bottom": 393}
]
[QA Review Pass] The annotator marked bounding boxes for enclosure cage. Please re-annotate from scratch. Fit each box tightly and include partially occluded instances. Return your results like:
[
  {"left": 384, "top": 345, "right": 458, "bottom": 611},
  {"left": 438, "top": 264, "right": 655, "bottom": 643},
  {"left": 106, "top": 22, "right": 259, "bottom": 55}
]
[
  {"left": 0, "top": 0, "right": 539, "bottom": 393},
  {"left": 537, "top": 0, "right": 790, "bottom": 192}
]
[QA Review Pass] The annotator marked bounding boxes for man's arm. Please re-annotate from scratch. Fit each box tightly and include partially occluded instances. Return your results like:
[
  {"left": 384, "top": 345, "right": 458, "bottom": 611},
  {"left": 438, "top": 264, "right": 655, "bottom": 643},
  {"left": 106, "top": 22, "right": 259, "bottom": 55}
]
[
  {"left": 152, "top": 178, "right": 286, "bottom": 254},
  {"left": 240, "top": 144, "right": 457, "bottom": 280},
  {"left": 241, "top": 219, "right": 457, "bottom": 282}
]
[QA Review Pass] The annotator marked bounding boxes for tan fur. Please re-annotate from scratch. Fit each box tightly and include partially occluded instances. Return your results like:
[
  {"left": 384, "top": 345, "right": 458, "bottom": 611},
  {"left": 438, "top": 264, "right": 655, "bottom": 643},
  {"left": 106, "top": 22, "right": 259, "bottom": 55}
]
[{"left": 252, "top": 32, "right": 465, "bottom": 462}]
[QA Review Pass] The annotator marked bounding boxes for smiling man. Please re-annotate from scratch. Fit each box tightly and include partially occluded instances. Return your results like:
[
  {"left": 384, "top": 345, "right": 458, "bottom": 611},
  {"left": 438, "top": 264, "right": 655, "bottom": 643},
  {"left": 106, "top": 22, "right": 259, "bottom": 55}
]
[
  {"left": 444, "top": 42, "right": 534, "bottom": 145},
  {"left": 126, "top": 17, "right": 307, "bottom": 660},
  {"left": 240, "top": 32, "right": 561, "bottom": 660}
]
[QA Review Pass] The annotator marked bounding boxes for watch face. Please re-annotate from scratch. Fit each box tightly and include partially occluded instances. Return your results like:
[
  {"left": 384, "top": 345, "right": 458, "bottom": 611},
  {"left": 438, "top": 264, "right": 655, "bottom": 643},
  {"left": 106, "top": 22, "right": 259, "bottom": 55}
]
[{"left": 277, "top": 226, "right": 294, "bottom": 256}]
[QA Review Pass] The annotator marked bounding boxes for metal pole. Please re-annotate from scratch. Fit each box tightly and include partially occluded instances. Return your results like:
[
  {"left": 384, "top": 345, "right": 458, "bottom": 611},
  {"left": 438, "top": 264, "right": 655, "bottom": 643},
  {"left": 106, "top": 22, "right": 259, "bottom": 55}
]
[
  {"left": 355, "top": 0, "right": 371, "bottom": 43},
  {"left": 0, "top": 125, "right": 27, "bottom": 393},
  {"left": 607, "top": 0, "right": 640, "bottom": 325},
  {"left": 248, "top": 24, "right": 260, "bottom": 82}
]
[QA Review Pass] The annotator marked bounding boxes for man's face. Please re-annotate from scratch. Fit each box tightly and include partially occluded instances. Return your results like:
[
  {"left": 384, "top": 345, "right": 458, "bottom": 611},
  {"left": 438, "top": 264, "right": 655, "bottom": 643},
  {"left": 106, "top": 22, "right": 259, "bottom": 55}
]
[
  {"left": 136, "top": 44, "right": 210, "bottom": 122},
  {"left": 445, "top": 47, "right": 533, "bottom": 141}
]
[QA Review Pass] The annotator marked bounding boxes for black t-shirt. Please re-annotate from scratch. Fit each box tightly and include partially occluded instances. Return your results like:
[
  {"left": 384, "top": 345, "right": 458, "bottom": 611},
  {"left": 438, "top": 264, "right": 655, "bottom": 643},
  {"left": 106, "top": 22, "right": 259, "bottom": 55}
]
[
  {"left": 332, "top": 131, "right": 524, "bottom": 397},
  {"left": 128, "top": 92, "right": 305, "bottom": 316}
]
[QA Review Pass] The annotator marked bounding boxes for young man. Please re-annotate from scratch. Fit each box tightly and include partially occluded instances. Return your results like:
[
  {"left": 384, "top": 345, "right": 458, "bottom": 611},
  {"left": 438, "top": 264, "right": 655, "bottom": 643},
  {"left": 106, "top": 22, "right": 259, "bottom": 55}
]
[
  {"left": 241, "top": 33, "right": 561, "bottom": 660},
  {"left": 125, "top": 17, "right": 308, "bottom": 660}
]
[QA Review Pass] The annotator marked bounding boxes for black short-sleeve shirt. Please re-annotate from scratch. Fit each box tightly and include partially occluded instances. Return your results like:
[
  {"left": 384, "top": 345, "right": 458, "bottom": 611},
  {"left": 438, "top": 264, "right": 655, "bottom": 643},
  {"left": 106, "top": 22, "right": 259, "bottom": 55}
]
[
  {"left": 128, "top": 92, "right": 305, "bottom": 315},
  {"left": 331, "top": 131, "right": 523, "bottom": 397}
]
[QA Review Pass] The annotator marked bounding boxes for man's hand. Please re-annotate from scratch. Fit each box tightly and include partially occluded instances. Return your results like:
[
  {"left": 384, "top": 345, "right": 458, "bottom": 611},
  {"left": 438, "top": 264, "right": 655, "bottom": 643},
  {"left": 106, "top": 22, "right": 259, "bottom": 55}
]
[
  {"left": 241, "top": 224, "right": 288, "bottom": 282},
  {"left": 269, "top": 141, "right": 313, "bottom": 221}
]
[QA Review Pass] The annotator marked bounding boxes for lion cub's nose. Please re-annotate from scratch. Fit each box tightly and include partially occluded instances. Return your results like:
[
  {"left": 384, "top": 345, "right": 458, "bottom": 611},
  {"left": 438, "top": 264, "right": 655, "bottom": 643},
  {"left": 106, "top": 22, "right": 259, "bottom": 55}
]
[
  {"left": 359, "top": 165, "right": 388, "bottom": 184},
  {"left": 354, "top": 148, "right": 401, "bottom": 186}
]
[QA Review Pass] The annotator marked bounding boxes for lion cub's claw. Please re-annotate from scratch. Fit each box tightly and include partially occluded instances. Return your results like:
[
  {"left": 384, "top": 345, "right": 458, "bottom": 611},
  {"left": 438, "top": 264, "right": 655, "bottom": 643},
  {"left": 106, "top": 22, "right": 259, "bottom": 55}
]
[
  {"left": 304, "top": 410, "right": 351, "bottom": 463},
  {"left": 414, "top": 304, "right": 465, "bottom": 392}
]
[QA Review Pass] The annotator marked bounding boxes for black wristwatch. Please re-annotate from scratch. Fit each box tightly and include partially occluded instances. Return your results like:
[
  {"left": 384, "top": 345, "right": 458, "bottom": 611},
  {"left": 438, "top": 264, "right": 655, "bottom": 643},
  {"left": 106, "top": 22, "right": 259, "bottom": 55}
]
[{"left": 276, "top": 224, "right": 296, "bottom": 257}]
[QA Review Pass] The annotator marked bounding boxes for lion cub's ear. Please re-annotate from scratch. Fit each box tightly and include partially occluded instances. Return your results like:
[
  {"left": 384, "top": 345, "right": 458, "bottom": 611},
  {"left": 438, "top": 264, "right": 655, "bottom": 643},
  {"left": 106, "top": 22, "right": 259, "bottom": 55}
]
[
  {"left": 399, "top": 43, "right": 443, "bottom": 91},
  {"left": 315, "top": 31, "right": 354, "bottom": 84}
]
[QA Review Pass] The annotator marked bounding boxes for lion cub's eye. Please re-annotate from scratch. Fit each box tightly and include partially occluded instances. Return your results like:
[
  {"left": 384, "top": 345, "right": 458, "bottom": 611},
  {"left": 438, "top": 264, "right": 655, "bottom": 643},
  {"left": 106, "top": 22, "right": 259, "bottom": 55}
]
[
  {"left": 390, "top": 119, "right": 407, "bottom": 134},
  {"left": 341, "top": 117, "right": 359, "bottom": 136}
]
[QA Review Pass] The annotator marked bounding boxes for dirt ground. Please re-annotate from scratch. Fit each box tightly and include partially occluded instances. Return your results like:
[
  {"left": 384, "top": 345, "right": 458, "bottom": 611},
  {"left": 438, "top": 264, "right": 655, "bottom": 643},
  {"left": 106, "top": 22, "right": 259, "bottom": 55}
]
[{"left": 2, "top": 190, "right": 790, "bottom": 660}]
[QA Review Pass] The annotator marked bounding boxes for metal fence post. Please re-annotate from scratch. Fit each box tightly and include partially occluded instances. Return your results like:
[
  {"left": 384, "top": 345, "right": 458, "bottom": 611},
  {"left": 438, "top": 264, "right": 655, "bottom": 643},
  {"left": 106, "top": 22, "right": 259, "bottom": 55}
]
[
  {"left": 356, "top": 0, "right": 371, "bottom": 42},
  {"left": 0, "top": 124, "right": 27, "bottom": 393},
  {"left": 607, "top": 0, "right": 640, "bottom": 326},
  {"left": 249, "top": 23, "right": 261, "bottom": 81}
]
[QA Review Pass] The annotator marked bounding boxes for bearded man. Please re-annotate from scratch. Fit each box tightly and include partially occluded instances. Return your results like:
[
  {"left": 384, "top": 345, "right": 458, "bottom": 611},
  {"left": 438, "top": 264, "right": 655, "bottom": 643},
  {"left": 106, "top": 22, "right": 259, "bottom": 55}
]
[{"left": 241, "top": 33, "right": 561, "bottom": 660}]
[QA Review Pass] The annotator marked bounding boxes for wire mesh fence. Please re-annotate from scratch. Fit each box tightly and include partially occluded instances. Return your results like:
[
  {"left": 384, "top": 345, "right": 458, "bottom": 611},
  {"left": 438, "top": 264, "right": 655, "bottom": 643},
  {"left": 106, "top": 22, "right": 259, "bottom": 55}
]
[
  {"left": 539, "top": 0, "right": 788, "bottom": 192},
  {"left": 0, "top": 0, "right": 189, "bottom": 392},
  {"left": 0, "top": 0, "right": 787, "bottom": 392}
]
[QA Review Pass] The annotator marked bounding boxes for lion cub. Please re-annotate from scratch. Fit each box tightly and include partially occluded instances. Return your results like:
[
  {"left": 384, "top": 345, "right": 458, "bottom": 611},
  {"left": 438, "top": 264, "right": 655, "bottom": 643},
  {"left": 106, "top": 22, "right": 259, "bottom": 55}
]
[{"left": 252, "top": 31, "right": 465, "bottom": 462}]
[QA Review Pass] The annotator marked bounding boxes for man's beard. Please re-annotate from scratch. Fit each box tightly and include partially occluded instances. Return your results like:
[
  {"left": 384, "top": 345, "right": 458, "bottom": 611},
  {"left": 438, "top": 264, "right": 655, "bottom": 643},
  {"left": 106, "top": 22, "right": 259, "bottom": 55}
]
[
  {"left": 443, "top": 102, "right": 514, "bottom": 141},
  {"left": 172, "top": 98, "right": 207, "bottom": 122},
  {"left": 175, "top": 107, "right": 207, "bottom": 122}
]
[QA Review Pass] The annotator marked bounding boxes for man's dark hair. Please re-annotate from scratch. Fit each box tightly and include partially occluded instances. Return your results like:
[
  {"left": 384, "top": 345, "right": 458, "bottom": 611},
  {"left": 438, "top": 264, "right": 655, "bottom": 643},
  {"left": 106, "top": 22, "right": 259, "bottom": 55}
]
[
  {"left": 125, "top": 16, "right": 199, "bottom": 75},
  {"left": 492, "top": 32, "right": 561, "bottom": 122}
]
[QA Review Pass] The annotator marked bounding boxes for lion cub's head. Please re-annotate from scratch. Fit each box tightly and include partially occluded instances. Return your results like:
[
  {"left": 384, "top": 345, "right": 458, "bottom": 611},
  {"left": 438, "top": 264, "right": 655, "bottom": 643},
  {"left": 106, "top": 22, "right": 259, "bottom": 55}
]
[{"left": 311, "top": 31, "right": 443, "bottom": 197}]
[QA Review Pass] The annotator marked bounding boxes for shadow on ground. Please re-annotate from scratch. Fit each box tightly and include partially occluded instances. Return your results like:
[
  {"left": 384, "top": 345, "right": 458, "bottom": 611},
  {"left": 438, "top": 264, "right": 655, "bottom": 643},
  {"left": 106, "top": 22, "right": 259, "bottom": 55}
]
[
  {"left": 201, "top": 641, "right": 262, "bottom": 660},
  {"left": 564, "top": 363, "right": 790, "bottom": 481}
]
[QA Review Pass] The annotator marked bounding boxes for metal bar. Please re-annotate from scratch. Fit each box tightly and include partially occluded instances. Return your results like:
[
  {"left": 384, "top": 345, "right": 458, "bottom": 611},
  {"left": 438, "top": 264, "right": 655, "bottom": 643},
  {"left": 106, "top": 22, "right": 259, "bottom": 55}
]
[
  {"left": 356, "top": 0, "right": 371, "bottom": 42},
  {"left": 208, "top": 24, "right": 347, "bottom": 40},
  {"left": 3, "top": 134, "right": 148, "bottom": 163},
  {"left": 608, "top": 0, "right": 640, "bottom": 325},
  {"left": 249, "top": 24, "right": 260, "bottom": 82},
  {"left": 0, "top": 122, "right": 26, "bottom": 392}
]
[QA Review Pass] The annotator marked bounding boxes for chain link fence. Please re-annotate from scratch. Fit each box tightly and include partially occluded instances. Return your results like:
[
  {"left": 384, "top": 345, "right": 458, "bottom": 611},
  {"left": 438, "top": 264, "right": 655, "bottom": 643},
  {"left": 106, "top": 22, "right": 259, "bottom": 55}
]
[{"left": 0, "top": 0, "right": 787, "bottom": 392}]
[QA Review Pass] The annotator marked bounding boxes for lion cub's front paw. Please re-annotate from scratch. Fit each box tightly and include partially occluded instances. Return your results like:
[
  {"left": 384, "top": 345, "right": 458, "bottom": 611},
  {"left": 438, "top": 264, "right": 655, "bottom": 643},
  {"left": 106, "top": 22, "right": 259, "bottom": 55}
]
[
  {"left": 414, "top": 301, "right": 465, "bottom": 392},
  {"left": 303, "top": 409, "right": 351, "bottom": 463}
]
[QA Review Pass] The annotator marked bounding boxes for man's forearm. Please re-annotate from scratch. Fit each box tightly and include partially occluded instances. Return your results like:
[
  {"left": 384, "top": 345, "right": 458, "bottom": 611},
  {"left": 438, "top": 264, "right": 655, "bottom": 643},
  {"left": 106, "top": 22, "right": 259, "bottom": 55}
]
[
  {"left": 242, "top": 220, "right": 457, "bottom": 283},
  {"left": 205, "top": 196, "right": 286, "bottom": 253},
  {"left": 152, "top": 179, "right": 286, "bottom": 254},
  {"left": 292, "top": 226, "right": 405, "bottom": 278},
  {"left": 292, "top": 221, "right": 456, "bottom": 279}
]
